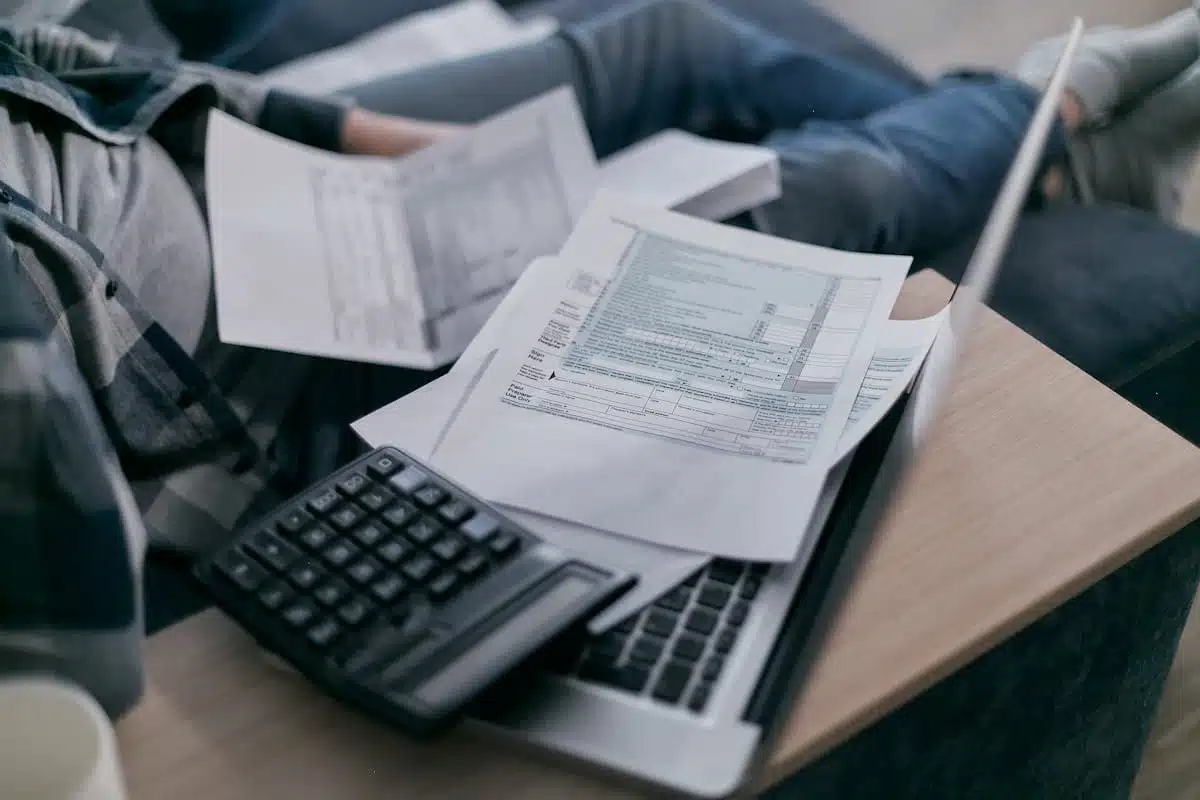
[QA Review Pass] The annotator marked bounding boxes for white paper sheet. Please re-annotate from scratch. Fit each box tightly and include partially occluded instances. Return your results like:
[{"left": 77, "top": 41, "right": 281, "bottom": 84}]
[
  {"left": 836, "top": 311, "right": 948, "bottom": 461},
  {"left": 434, "top": 193, "right": 910, "bottom": 561},
  {"left": 262, "top": 0, "right": 557, "bottom": 94},
  {"left": 206, "top": 87, "right": 596, "bottom": 369},
  {"left": 597, "top": 130, "right": 780, "bottom": 220},
  {"left": 351, "top": 258, "right": 709, "bottom": 631}
]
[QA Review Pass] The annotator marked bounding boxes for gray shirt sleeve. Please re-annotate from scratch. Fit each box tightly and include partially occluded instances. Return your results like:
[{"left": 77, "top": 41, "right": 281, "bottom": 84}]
[{"left": 0, "top": 232, "right": 147, "bottom": 720}]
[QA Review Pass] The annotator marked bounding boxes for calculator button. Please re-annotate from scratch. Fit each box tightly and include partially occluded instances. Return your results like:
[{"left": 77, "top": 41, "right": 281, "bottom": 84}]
[
  {"left": 337, "top": 598, "right": 374, "bottom": 627},
  {"left": 329, "top": 503, "right": 365, "bottom": 532},
  {"left": 437, "top": 499, "right": 473, "bottom": 525},
  {"left": 314, "top": 579, "right": 350, "bottom": 608},
  {"left": 307, "top": 487, "right": 341, "bottom": 516},
  {"left": 428, "top": 571, "right": 460, "bottom": 601},
  {"left": 336, "top": 472, "right": 369, "bottom": 496},
  {"left": 460, "top": 513, "right": 499, "bottom": 541},
  {"left": 739, "top": 578, "right": 761, "bottom": 600},
  {"left": 431, "top": 536, "right": 465, "bottom": 563},
  {"left": 358, "top": 487, "right": 395, "bottom": 512},
  {"left": 299, "top": 524, "right": 334, "bottom": 552},
  {"left": 216, "top": 549, "right": 267, "bottom": 592},
  {"left": 282, "top": 601, "right": 317, "bottom": 629},
  {"left": 288, "top": 560, "right": 325, "bottom": 590},
  {"left": 406, "top": 518, "right": 441, "bottom": 545},
  {"left": 388, "top": 466, "right": 429, "bottom": 495},
  {"left": 401, "top": 554, "right": 438, "bottom": 584},
  {"left": 322, "top": 540, "right": 359, "bottom": 569},
  {"left": 367, "top": 453, "right": 403, "bottom": 478},
  {"left": 277, "top": 508, "right": 313, "bottom": 537},
  {"left": 413, "top": 485, "right": 446, "bottom": 508},
  {"left": 715, "top": 629, "right": 737, "bottom": 654},
  {"left": 247, "top": 531, "right": 299, "bottom": 573},
  {"left": 375, "top": 538, "right": 410, "bottom": 565},
  {"left": 370, "top": 574, "right": 407, "bottom": 604},
  {"left": 346, "top": 557, "right": 383, "bottom": 586},
  {"left": 702, "top": 656, "right": 725, "bottom": 682},
  {"left": 487, "top": 532, "right": 519, "bottom": 559},
  {"left": 257, "top": 582, "right": 292, "bottom": 610},
  {"left": 455, "top": 551, "right": 488, "bottom": 579},
  {"left": 381, "top": 503, "right": 417, "bottom": 529},
  {"left": 352, "top": 521, "right": 387, "bottom": 549},
  {"left": 307, "top": 618, "right": 342, "bottom": 649}
]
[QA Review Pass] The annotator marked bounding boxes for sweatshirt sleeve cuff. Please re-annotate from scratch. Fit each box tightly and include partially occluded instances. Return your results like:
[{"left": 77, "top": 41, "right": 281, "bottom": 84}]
[{"left": 258, "top": 90, "right": 354, "bottom": 152}]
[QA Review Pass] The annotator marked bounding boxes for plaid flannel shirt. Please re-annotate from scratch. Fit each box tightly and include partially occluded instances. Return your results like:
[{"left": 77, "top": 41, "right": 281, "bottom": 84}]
[{"left": 0, "top": 22, "right": 351, "bottom": 718}]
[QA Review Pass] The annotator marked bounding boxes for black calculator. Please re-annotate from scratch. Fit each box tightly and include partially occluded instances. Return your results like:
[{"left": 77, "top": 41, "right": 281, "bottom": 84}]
[{"left": 195, "top": 446, "right": 636, "bottom": 736}]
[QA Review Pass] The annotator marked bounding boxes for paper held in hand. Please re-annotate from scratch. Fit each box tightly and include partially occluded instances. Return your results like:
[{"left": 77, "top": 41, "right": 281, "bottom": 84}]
[
  {"left": 206, "top": 85, "right": 782, "bottom": 370},
  {"left": 430, "top": 192, "right": 921, "bottom": 562},
  {"left": 206, "top": 87, "right": 597, "bottom": 369}
]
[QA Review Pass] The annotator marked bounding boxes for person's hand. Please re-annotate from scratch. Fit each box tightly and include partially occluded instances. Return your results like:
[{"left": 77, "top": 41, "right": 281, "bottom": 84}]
[{"left": 341, "top": 108, "right": 467, "bottom": 157}]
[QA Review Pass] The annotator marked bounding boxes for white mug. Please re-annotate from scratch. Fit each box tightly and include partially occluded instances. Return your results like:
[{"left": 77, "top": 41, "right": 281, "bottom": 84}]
[{"left": 0, "top": 678, "right": 128, "bottom": 799}]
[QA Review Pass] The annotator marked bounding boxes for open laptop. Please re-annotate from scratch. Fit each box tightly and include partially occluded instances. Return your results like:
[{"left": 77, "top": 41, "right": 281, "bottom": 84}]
[{"left": 472, "top": 19, "right": 1084, "bottom": 798}]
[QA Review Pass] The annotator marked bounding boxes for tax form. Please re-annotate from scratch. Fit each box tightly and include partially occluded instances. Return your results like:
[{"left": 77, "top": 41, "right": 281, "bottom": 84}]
[
  {"left": 206, "top": 87, "right": 596, "bottom": 368},
  {"left": 352, "top": 259, "right": 711, "bottom": 633},
  {"left": 261, "top": 0, "right": 557, "bottom": 95},
  {"left": 352, "top": 255, "right": 945, "bottom": 623},
  {"left": 434, "top": 194, "right": 910, "bottom": 561},
  {"left": 837, "top": 310, "right": 947, "bottom": 460}
]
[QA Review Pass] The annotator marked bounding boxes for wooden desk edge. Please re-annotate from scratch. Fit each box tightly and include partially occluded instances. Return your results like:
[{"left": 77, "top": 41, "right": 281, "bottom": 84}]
[{"left": 124, "top": 271, "right": 1200, "bottom": 798}]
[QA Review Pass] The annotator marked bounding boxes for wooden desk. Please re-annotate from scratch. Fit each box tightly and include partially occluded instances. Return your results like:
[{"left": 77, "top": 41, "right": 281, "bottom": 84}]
[{"left": 118, "top": 271, "right": 1200, "bottom": 798}]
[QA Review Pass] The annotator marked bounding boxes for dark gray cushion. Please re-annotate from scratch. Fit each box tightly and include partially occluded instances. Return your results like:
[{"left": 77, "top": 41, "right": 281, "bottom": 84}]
[{"left": 920, "top": 204, "right": 1200, "bottom": 440}]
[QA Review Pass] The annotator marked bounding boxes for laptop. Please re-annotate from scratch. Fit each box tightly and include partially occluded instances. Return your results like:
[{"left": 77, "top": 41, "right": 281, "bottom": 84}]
[{"left": 473, "top": 20, "right": 1084, "bottom": 798}]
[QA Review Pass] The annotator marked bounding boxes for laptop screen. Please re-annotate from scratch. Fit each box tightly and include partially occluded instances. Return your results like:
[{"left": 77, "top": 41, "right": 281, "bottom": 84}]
[{"left": 738, "top": 18, "right": 1085, "bottom": 796}]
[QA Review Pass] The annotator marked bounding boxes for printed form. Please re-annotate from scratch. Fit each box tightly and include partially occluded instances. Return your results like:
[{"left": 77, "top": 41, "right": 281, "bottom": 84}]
[
  {"left": 434, "top": 194, "right": 910, "bottom": 561},
  {"left": 206, "top": 87, "right": 596, "bottom": 368},
  {"left": 837, "top": 311, "right": 947, "bottom": 460},
  {"left": 353, "top": 255, "right": 944, "bottom": 622},
  {"left": 352, "top": 257, "right": 711, "bottom": 632}
]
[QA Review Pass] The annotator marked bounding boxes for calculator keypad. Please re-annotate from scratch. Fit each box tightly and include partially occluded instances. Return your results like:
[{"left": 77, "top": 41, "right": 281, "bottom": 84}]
[{"left": 213, "top": 450, "right": 530, "bottom": 666}]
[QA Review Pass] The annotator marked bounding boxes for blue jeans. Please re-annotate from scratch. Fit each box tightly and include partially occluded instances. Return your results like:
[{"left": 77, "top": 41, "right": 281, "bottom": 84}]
[
  {"left": 147, "top": 0, "right": 289, "bottom": 66},
  {"left": 347, "top": 0, "right": 1065, "bottom": 257}
]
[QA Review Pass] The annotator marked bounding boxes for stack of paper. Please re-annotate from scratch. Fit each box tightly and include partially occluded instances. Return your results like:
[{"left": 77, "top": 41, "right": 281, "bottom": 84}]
[
  {"left": 353, "top": 193, "right": 947, "bottom": 627},
  {"left": 206, "top": 70, "right": 937, "bottom": 625},
  {"left": 597, "top": 130, "right": 779, "bottom": 222},
  {"left": 261, "top": 0, "right": 558, "bottom": 95}
]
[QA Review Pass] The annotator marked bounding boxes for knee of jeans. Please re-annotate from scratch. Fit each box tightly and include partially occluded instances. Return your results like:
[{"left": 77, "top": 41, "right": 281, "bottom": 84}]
[
  {"left": 794, "top": 147, "right": 914, "bottom": 252},
  {"left": 645, "top": 0, "right": 739, "bottom": 46}
]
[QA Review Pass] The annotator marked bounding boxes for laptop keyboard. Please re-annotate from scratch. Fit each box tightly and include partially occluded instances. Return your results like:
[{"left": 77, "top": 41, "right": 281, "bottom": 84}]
[{"left": 558, "top": 559, "right": 767, "bottom": 713}]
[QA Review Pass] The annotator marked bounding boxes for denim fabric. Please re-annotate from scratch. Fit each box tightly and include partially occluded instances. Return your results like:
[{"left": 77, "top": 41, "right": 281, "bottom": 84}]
[{"left": 347, "top": 0, "right": 1065, "bottom": 258}]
